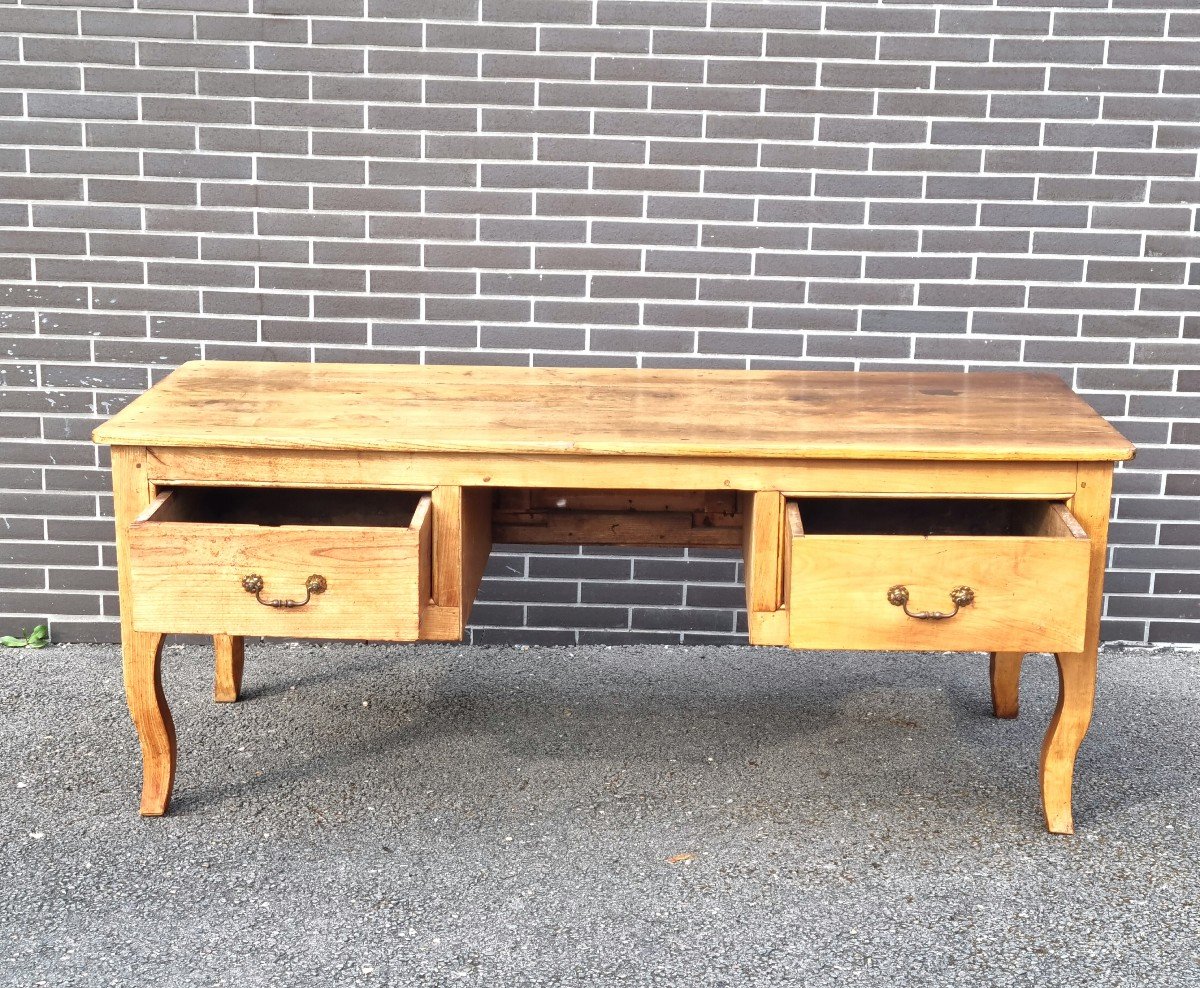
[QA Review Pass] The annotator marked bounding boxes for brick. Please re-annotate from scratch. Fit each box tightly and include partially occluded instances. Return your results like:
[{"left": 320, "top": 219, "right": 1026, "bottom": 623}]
[
  {"left": 208, "top": 183, "right": 307, "bottom": 210},
  {"left": 1026, "top": 287, "right": 1137, "bottom": 312},
  {"left": 867, "top": 257, "right": 972, "bottom": 281},
  {"left": 368, "top": 0, "right": 472, "bottom": 15},
  {"left": 1033, "top": 231, "right": 1142, "bottom": 257},
  {"left": 28, "top": 94, "right": 138, "bottom": 121},
  {"left": 0, "top": 64, "right": 82, "bottom": 91},
  {"left": 632, "top": 607, "right": 731, "bottom": 633},
  {"left": 753, "top": 307, "right": 856, "bottom": 333},
  {"left": 0, "top": 176, "right": 84, "bottom": 201},
  {"left": 593, "top": 274, "right": 696, "bottom": 300},
  {"left": 1039, "top": 178, "right": 1146, "bottom": 203},
  {"left": 596, "top": 55, "right": 701, "bottom": 83},
  {"left": 765, "top": 88, "right": 872, "bottom": 116},
  {"left": 598, "top": 1, "right": 705, "bottom": 27},
  {"left": 1049, "top": 67, "right": 1162, "bottom": 94},
  {"left": 1047, "top": 123, "right": 1154, "bottom": 150},
  {"left": 936, "top": 66, "right": 1045, "bottom": 92},
  {"left": 25, "top": 37, "right": 135, "bottom": 66},
  {"left": 200, "top": 126, "right": 306, "bottom": 155},
  {"left": 942, "top": 9, "right": 1050, "bottom": 36},
  {"left": 428, "top": 22, "right": 535, "bottom": 51},
  {"left": 429, "top": 79, "right": 536, "bottom": 107},
  {"left": 542, "top": 27, "right": 648, "bottom": 54},
  {"left": 711, "top": 3, "right": 818, "bottom": 31},
  {"left": 484, "top": 218, "right": 585, "bottom": 243},
  {"left": 1082, "top": 314, "right": 1182, "bottom": 339},
  {"left": 312, "top": 20, "right": 421, "bottom": 47},
  {"left": 978, "top": 257, "right": 1083, "bottom": 283},
  {"left": 261, "top": 320, "right": 368, "bottom": 345},
  {"left": 883, "top": 36, "right": 990, "bottom": 67},
  {"left": 807, "top": 333, "right": 911, "bottom": 359},
  {"left": 706, "top": 59, "right": 817, "bottom": 88},
  {"left": 994, "top": 38, "right": 1102, "bottom": 65},
  {"left": 83, "top": 11, "right": 193, "bottom": 39},
  {"left": 982, "top": 203, "right": 1089, "bottom": 229},
  {"left": 1, "top": 7, "right": 80, "bottom": 33},
  {"left": 1110, "top": 41, "right": 1200, "bottom": 67},
  {"left": 425, "top": 298, "right": 531, "bottom": 323},
  {"left": 536, "top": 300, "right": 637, "bottom": 325},
  {"left": 699, "top": 330, "right": 802, "bottom": 358},
  {"left": 819, "top": 117, "right": 927, "bottom": 144},
  {"left": 1093, "top": 205, "right": 1191, "bottom": 232},
  {"left": 657, "top": 29, "right": 761, "bottom": 58},
  {"left": 592, "top": 328, "right": 692, "bottom": 353},
  {"left": 823, "top": 63, "right": 932, "bottom": 92},
  {"left": 1089, "top": 260, "right": 1185, "bottom": 285},
  {"left": 878, "top": 92, "right": 987, "bottom": 118},
  {"left": 1104, "top": 97, "right": 1200, "bottom": 124},
  {"left": 39, "top": 257, "right": 143, "bottom": 284},
  {"left": 648, "top": 194, "right": 750, "bottom": 219},
  {"left": 932, "top": 121, "right": 1041, "bottom": 147},
  {"left": 816, "top": 174, "right": 923, "bottom": 200},
  {"left": 196, "top": 15, "right": 305, "bottom": 42},
  {"left": 652, "top": 87, "right": 759, "bottom": 115},
  {"left": 707, "top": 113, "right": 817, "bottom": 142},
  {"left": 992, "top": 94, "right": 1100, "bottom": 120}
]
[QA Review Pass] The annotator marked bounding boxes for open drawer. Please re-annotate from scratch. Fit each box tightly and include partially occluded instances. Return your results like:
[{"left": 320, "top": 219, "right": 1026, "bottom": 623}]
[
  {"left": 785, "top": 498, "right": 1091, "bottom": 653},
  {"left": 127, "top": 487, "right": 432, "bottom": 640}
]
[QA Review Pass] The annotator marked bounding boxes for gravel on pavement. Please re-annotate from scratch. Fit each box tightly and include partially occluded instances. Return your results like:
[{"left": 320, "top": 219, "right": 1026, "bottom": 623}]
[{"left": 2, "top": 642, "right": 1198, "bottom": 987}]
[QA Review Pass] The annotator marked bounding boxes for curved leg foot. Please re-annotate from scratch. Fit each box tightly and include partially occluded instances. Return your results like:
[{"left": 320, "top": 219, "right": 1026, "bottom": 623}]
[
  {"left": 214, "top": 634, "right": 244, "bottom": 703},
  {"left": 1039, "top": 650, "right": 1097, "bottom": 835},
  {"left": 989, "top": 651, "right": 1024, "bottom": 719},
  {"left": 123, "top": 631, "right": 176, "bottom": 816}
]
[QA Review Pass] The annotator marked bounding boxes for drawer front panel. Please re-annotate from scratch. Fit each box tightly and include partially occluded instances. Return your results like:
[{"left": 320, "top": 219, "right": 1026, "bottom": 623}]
[
  {"left": 787, "top": 511, "right": 1091, "bottom": 653},
  {"left": 128, "top": 499, "right": 431, "bottom": 640}
]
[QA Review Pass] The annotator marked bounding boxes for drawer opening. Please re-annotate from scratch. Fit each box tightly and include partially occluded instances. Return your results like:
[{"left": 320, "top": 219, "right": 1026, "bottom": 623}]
[
  {"left": 789, "top": 498, "right": 1085, "bottom": 540},
  {"left": 490, "top": 488, "right": 744, "bottom": 547},
  {"left": 141, "top": 487, "right": 428, "bottom": 529}
]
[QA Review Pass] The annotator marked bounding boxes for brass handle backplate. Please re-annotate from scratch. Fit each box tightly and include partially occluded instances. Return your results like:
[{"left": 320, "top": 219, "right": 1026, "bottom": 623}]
[
  {"left": 887, "top": 584, "right": 974, "bottom": 621},
  {"left": 241, "top": 573, "right": 327, "bottom": 609}
]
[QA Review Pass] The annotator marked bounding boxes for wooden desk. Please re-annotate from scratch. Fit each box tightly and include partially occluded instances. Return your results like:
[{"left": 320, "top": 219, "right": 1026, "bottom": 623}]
[{"left": 95, "top": 362, "right": 1134, "bottom": 832}]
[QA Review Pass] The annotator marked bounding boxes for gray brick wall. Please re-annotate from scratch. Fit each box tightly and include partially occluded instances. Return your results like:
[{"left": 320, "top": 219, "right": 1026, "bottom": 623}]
[{"left": 1, "top": 0, "right": 1198, "bottom": 647}]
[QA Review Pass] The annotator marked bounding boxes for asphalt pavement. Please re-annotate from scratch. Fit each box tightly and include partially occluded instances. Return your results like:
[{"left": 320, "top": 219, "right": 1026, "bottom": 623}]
[{"left": 2, "top": 642, "right": 1198, "bottom": 987}]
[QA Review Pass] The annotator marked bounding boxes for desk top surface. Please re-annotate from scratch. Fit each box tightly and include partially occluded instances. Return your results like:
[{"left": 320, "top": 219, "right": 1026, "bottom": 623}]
[{"left": 93, "top": 361, "right": 1134, "bottom": 462}]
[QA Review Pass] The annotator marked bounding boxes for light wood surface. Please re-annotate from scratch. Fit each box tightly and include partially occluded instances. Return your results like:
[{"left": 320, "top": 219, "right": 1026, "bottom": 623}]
[
  {"left": 1040, "top": 462, "right": 1112, "bottom": 835},
  {"left": 426, "top": 485, "right": 493, "bottom": 639},
  {"left": 111, "top": 447, "right": 176, "bottom": 817},
  {"left": 127, "top": 490, "right": 432, "bottom": 640},
  {"left": 989, "top": 652, "right": 1024, "bottom": 720},
  {"left": 140, "top": 447, "right": 1083, "bottom": 497},
  {"left": 214, "top": 634, "right": 244, "bottom": 703},
  {"left": 744, "top": 491, "right": 787, "bottom": 646},
  {"left": 94, "top": 362, "right": 1134, "bottom": 463},
  {"left": 786, "top": 500, "right": 1091, "bottom": 652}
]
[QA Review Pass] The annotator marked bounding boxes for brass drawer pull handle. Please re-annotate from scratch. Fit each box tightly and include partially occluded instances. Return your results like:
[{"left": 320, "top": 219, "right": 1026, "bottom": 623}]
[
  {"left": 887, "top": 584, "right": 974, "bottom": 621},
  {"left": 240, "top": 573, "right": 327, "bottom": 609}
]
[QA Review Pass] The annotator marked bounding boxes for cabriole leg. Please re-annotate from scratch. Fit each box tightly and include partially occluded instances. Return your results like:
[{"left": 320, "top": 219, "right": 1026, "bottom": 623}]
[
  {"left": 123, "top": 630, "right": 176, "bottom": 817},
  {"left": 1039, "top": 649, "right": 1097, "bottom": 835},
  {"left": 1036, "top": 463, "right": 1113, "bottom": 835},
  {"left": 989, "top": 651, "right": 1024, "bottom": 719},
  {"left": 214, "top": 634, "right": 245, "bottom": 703}
]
